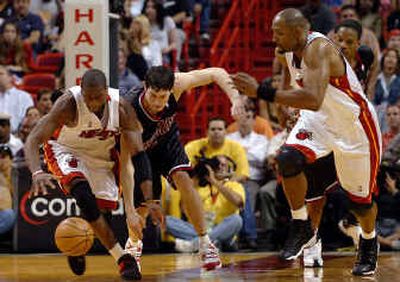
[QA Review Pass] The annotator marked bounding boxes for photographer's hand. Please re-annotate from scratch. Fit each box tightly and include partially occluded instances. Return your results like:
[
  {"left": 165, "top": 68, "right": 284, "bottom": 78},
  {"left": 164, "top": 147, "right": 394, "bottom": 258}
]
[{"left": 205, "top": 165, "right": 219, "bottom": 186}]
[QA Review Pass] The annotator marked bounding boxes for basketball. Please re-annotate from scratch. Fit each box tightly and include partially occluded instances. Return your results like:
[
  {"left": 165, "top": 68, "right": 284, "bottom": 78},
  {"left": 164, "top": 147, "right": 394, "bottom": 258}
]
[{"left": 54, "top": 217, "right": 94, "bottom": 256}]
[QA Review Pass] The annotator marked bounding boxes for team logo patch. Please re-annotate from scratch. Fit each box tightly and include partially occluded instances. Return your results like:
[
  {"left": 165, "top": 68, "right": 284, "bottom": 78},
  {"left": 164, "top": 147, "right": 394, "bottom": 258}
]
[
  {"left": 67, "top": 157, "right": 79, "bottom": 168},
  {"left": 295, "top": 129, "right": 313, "bottom": 140}
]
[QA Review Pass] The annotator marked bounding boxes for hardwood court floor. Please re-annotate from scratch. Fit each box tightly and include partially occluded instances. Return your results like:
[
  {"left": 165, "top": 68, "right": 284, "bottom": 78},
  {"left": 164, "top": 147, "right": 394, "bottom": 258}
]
[{"left": 0, "top": 252, "right": 399, "bottom": 281}]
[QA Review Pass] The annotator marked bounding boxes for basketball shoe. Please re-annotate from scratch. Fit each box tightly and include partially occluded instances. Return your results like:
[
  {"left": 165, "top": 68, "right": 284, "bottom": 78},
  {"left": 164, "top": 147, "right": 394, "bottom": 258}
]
[
  {"left": 200, "top": 242, "right": 222, "bottom": 271},
  {"left": 67, "top": 255, "right": 85, "bottom": 275},
  {"left": 280, "top": 218, "right": 317, "bottom": 260},
  {"left": 125, "top": 238, "right": 143, "bottom": 273},
  {"left": 117, "top": 253, "right": 141, "bottom": 280},
  {"left": 303, "top": 237, "right": 323, "bottom": 267},
  {"left": 352, "top": 236, "right": 378, "bottom": 276}
]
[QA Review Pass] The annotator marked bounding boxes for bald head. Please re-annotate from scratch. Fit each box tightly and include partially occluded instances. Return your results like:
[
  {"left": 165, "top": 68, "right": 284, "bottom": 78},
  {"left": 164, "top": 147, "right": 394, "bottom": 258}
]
[{"left": 273, "top": 8, "right": 309, "bottom": 29}]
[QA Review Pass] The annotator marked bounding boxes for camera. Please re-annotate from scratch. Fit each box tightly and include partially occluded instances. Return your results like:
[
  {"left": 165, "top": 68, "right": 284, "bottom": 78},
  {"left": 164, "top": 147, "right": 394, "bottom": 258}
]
[{"left": 190, "top": 155, "right": 221, "bottom": 187}]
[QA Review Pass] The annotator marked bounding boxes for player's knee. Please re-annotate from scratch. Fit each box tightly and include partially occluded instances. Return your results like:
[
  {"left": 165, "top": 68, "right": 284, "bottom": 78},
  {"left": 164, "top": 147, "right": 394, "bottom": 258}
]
[
  {"left": 276, "top": 146, "right": 307, "bottom": 177},
  {"left": 171, "top": 170, "right": 192, "bottom": 190},
  {"left": 70, "top": 181, "right": 100, "bottom": 222},
  {"left": 348, "top": 199, "right": 375, "bottom": 217}
]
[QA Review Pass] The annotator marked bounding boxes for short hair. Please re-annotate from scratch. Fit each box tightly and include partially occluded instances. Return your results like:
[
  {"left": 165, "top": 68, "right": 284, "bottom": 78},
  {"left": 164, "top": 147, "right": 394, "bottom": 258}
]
[
  {"left": 36, "top": 88, "right": 52, "bottom": 101},
  {"left": 334, "top": 19, "right": 362, "bottom": 40},
  {"left": 51, "top": 88, "right": 64, "bottom": 103},
  {"left": 207, "top": 117, "right": 227, "bottom": 129},
  {"left": 340, "top": 4, "right": 357, "bottom": 14},
  {"left": 81, "top": 69, "right": 107, "bottom": 89},
  {"left": 144, "top": 66, "right": 175, "bottom": 91}
]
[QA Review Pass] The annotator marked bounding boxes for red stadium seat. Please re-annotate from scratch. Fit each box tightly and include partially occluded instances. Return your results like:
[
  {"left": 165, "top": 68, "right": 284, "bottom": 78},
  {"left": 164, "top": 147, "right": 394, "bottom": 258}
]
[
  {"left": 19, "top": 73, "right": 56, "bottom": 96},
  {"left": 34, "top": 52, "right": 64, "bottom": 73}
]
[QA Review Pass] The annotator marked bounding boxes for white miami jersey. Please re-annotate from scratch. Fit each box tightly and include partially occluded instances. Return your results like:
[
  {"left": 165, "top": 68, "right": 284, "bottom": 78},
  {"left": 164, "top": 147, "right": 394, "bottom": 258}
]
[
  {"left": 48, "top": 86, "right": 120, "bottom": 168},
  {"left": 284, "top": 32, "right": 380, "bottom": 146}
]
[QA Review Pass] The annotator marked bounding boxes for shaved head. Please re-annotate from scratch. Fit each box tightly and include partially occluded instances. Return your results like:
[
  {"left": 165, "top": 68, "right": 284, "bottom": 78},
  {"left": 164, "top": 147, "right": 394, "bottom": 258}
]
[{"left": 273, "top": 8, "right": 309, "bottom": 28}]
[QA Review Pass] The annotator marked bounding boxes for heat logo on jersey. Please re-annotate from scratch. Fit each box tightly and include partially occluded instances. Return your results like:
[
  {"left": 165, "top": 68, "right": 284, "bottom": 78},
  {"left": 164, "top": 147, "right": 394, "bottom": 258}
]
[
  {"left": 296, "top": 129, "right": 313, "bottom": 141},
  {"left": 79, "top": 128, "right": 119, "bottom": 140}
]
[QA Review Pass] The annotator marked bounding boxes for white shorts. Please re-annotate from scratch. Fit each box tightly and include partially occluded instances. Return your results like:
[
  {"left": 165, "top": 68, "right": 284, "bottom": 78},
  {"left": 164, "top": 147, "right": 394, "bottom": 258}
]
[
  {"left": 285, "top": 111, "right": 381, "bottom": 204},
  {"left": 43, "top": 141, "right": 120, "bottom": 209}
]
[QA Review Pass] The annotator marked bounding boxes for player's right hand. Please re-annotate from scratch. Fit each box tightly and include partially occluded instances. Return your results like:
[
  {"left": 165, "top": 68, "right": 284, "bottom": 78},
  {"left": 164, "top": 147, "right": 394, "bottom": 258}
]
[
  {"left": 126, "top": 211, "right": 145, "bottom": 240},
  {"left": 30, "top": 172, "right": 59, "bottom": 197},
  {"left": 231, "top": 72, "right": 259, "bottom": 98}
]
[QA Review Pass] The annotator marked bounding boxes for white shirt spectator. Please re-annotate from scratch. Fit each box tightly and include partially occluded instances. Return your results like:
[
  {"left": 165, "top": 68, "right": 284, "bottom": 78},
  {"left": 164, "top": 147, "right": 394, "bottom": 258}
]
[
  {"left": 142, "top": 40, "right": 162, "bottom": 67},
  {"left": 0, "top": 87, "right": 34, "bottom": 132},
  {"left": 227, "top": 131, "right": 269, "bottom": 181},
  {"left": 151, "top": 16, "right": 176, "bottom": 51},
  {"left": 3, "top": 134, "right": 24, "bottom": 156}
]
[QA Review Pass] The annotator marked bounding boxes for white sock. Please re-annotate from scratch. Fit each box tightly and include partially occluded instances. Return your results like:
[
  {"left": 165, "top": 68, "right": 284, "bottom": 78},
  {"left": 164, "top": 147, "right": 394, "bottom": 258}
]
[
  {"left": 199, "top": 234, "right": 211, "bottom": 250},
  {"left": 109, "top": 243, "right": 125, "bottom": 261},
  {"left": 291, "top": 205, "right": 308, "bottom": 220},
  {"left": 361, "top": 229, "right": 376, "bottom": 240}
]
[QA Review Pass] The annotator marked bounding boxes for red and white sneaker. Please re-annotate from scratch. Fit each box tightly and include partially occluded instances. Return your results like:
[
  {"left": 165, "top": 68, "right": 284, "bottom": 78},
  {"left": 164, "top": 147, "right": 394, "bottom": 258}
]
[
  {"left": 200, "top": 242, "right": 222, "bottom": 271},
  {"left": 125, "top": 238, "right": 143, "bottom": 273}
]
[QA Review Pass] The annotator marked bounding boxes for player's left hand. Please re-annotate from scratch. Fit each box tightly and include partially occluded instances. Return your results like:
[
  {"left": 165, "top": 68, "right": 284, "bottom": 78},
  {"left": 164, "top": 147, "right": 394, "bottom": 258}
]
[
  {"left": 230, "top": 95, "right": 246, "bottom": 119},
  {"left": 231, "top": 72, "right": 259, "bottom": 98},
  {"left": 126, "top": 210, "right": 145, "bottom": 240},
  {"left": 146, "top": 201, "right": 165, "bottom": 226}
]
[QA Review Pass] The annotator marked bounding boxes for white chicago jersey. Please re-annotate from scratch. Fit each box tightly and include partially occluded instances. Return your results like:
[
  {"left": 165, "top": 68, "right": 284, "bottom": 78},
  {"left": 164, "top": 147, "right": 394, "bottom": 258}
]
[
  {"left": 284, "top": 32, "right": 381, "bottom": 203},
  {"left": 44, "top": 86, "right": 121, "bottom": 206}
]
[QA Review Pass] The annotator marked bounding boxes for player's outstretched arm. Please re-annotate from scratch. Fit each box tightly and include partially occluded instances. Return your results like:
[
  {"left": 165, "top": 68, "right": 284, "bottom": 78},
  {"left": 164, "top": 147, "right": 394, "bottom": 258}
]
[
  {"left": 173, "top": 67, "right": 246, "bottom": 117},
  {"left": 25, "top": 93, "right": 75, "bottom": 196}
]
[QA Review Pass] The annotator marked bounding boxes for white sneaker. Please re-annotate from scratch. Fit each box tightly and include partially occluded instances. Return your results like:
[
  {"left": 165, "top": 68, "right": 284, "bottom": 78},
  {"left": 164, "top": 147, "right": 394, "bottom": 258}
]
[
  {"left": 338, "top": 220, "right": 361, "bottom": 248},
  {"left": 174, "top": 238, "right": 199, "bottom": 253},
  {"left": 125, "top": 238, "right": 143, "bottom": 272},
  {"left": 303, "top": 238, "right": 323, "bottom": 267},
  {"left": 200, "top": 242, "right": 222, "bottom": 271}
]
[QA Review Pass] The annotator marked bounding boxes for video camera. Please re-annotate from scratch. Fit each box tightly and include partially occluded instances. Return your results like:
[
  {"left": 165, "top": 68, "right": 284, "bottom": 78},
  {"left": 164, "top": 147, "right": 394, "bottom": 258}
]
[{"left": 190, "top": 155, "right": 221, "bottom": 187}]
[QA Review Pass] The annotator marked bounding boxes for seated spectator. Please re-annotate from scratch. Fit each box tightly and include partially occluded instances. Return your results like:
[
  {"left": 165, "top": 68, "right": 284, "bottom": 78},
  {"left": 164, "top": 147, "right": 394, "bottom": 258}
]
[
  {"left": 386, "top": 29, "right": 400, "bottom": 52},
  {"left": 17, "top": 116, "right": 37, "bottom": 144},
  {"left": 25, "top": 106, "right": 40, "bottom": 123},
  {"left": 36, "top": 88, "right": 53, "bottom": 116},
  {"left": 0, "top": 144, "right": 15, "bottom": 238},
  {"left": 166, "top": 155, "right": 245, "bottom": 252},
  {"left": 10, "top": 0, "right": 45, "bottom": 54},
  {"left": 188, "top": 0, "right": 211, "bottom": 40},
  {"left": 258, "top": 74, "right": 282, "bottom": 131},
  {"left": 143, "top": 0, "right": 179, "bottom": 65},
  {"left": 125, "top": 0, "right": 145, "bottom": 18},
  {"left": 374, "top": 48, "right": 400, "bottom": 132},
  {"left": 0, "top": 21, "right": 35, "bottom": 76},
  {"left": 118, "top": 46, "right": 141, "bottom": 92},
  {"left": 382, "top": 104, "right": 400, "bottom": 151},
  {"left": 0, "top": 0, "right": 13, "bottom": 28},
  {"left": 0, "top": 65, "right": 33, "bottom": 132},
  {"left": 128, "top": 15, "right": 162, "bottom": 67},
  {"left": 0, "top": 113, "right": 23, "bottom": 156},
  {"left": 300, "top": 0, "right": 336, "bottom": 35}
]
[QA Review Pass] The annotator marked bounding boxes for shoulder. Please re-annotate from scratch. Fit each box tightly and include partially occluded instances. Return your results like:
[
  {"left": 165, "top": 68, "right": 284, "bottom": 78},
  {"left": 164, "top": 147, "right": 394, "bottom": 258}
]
[
  {"left": 225, "top": 138, "right": 245, "bottom": 150},
  {"left": 304, "top": 38, "right": 337, "bottom": 66},
  {"left": 185, "top": 138, "right": 207, "bottom": 150}
]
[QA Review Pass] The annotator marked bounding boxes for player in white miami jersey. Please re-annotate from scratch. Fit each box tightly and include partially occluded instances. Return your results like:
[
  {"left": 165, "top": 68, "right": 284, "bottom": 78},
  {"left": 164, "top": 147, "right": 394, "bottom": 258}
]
[
  {"left": 25, "top": 69, "right": 148, "bottom": 281},
  {"left": 261, "top": 9, "right": 380, "bottom": 276}
]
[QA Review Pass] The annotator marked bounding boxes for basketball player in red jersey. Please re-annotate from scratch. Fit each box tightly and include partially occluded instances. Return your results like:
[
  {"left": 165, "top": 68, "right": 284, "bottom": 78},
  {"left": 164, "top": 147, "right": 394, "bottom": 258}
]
[{"left": 25, "top": 69, "right": 147, "bottom": 281}]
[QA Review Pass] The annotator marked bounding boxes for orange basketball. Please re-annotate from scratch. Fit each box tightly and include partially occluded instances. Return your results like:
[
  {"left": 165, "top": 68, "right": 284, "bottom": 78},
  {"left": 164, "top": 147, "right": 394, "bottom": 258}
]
[{"left": 54, "top": 217, "right": 94, "bottom": 256}]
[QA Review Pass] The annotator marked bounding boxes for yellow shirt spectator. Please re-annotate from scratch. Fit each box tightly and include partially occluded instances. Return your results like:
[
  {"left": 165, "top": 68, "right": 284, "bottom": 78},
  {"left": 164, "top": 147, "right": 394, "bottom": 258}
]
[
  {"left": 185, "top": 138, "right": 250, "bottom": 179},
  {"left": 197, "top": 181, "right": 245, "bottom": 225}
]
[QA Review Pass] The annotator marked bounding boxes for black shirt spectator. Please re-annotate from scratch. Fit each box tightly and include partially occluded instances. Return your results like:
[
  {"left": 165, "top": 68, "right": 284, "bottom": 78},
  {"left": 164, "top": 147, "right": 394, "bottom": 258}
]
[{"left": 0, "top": 0, "right": 14, "bottom": 27}]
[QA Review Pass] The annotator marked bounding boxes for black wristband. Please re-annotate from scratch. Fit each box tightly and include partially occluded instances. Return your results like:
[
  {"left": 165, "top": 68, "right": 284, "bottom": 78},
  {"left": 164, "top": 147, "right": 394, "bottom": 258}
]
[
  {"left": 132, "top": 151, "right": 153, "bottom": 184},
  {"left": 257, "top": 83, "right": 276, "bottom": 102}
]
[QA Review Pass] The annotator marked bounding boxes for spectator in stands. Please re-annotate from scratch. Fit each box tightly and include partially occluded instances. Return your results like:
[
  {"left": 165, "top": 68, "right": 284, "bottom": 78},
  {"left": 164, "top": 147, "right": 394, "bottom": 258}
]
[
  {"left": 17, "top": 115, "right": 37, "bottom": 144},
  {"left": 356, "top": 0, "right": 381, "bottom": 41},
  {"left": 189, "top": 0, "right": 211, "bottom": 40},
  {"left": 11, "top": 0, "right": 45, "bottom": 54},
  {"left": 227, "top": 96, "right": 274, "bottom": 140},
  {"left": 143, "top": 0, "right": 179, "bottom": 65},
  {"left": 118, "top": 46, "right": 141, "bottom": 92},
  {"left": 374, "top": 48, "right": 400, "bottom": 133},
  {"left": 300, "top": 0, "right": 336, "bottom": 35},
  {"left": 129, "top": 15, "right": 162, "bottom": 67},
  {"left": 382, "top": 104, "right": 400, "bottom": 152},
  {"left": 0, "top": 65, "right": 33, "bottom": 132},
  {"left": 387, "top": 29, "right": 400, "bottom": 53},
  {"left": 328, "top": 4, "right": 380, "bottom": 100},
  {"left": 0, "top": 21, "right": 35, "bottom": 76},
  {"left": 258, "top": 74, "right": 282, "bottom": 131},
  {"left": 36, "top": 88, "right": 53, "bottom": 116},
  {"left": 166, "top": 154, "right": 245, "bottom": 252},
  {"left": 0, "top": 0, "right": 14, "bottom": 27},
  {"left": 25, "top": 106, "right": 40, "bottom": 123},
  {"left": 0, "top": 113, "right": 23, "bottom": 156},
  {"left": 125, "top": 0, "right": 145, "bottom": 18},
  {"left": 0, "top": 144, "right": 15, "bottom": 237}
]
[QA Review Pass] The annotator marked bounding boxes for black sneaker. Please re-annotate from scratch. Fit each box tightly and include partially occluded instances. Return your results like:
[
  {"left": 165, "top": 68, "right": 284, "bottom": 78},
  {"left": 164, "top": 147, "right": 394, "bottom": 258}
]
[
  {"left": 352, "top": 236, "right": 378, "bottom": 276},
  {"left": 67, "top": 255, "right": 86, "bottom": 276},
  {"left": 118, "top": 253, "right": 142, "bottom": 280},
  {"left": 280, "top": 219, "right": 316, "bottom": 260}
]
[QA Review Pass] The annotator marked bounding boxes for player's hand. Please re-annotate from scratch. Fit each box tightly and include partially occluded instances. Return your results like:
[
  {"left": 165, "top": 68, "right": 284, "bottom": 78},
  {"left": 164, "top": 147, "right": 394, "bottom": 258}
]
[
  {"left": 126, "top": 210, "right": 145, "bottom": 240},
  {"left": 30, "top": 171, "right": 59, "bottom": 197},
  {"left": 230, "top": 95, "right": 247, "bottom": 119},
  {"left": 146, "top": 201, "right": 165, "bottom": 226},
  {"left": 231, "top": 72, "right": 259, "bottom": 98}
]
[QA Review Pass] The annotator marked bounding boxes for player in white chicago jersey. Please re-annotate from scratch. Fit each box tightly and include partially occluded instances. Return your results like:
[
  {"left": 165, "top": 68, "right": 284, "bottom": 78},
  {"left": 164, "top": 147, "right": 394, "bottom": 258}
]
[
  {"left": 249, "top": 9, "right": 380, "bottom": 276},
  {"left": 25, "top": 69, "right": 148, "bottom": 281}
]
